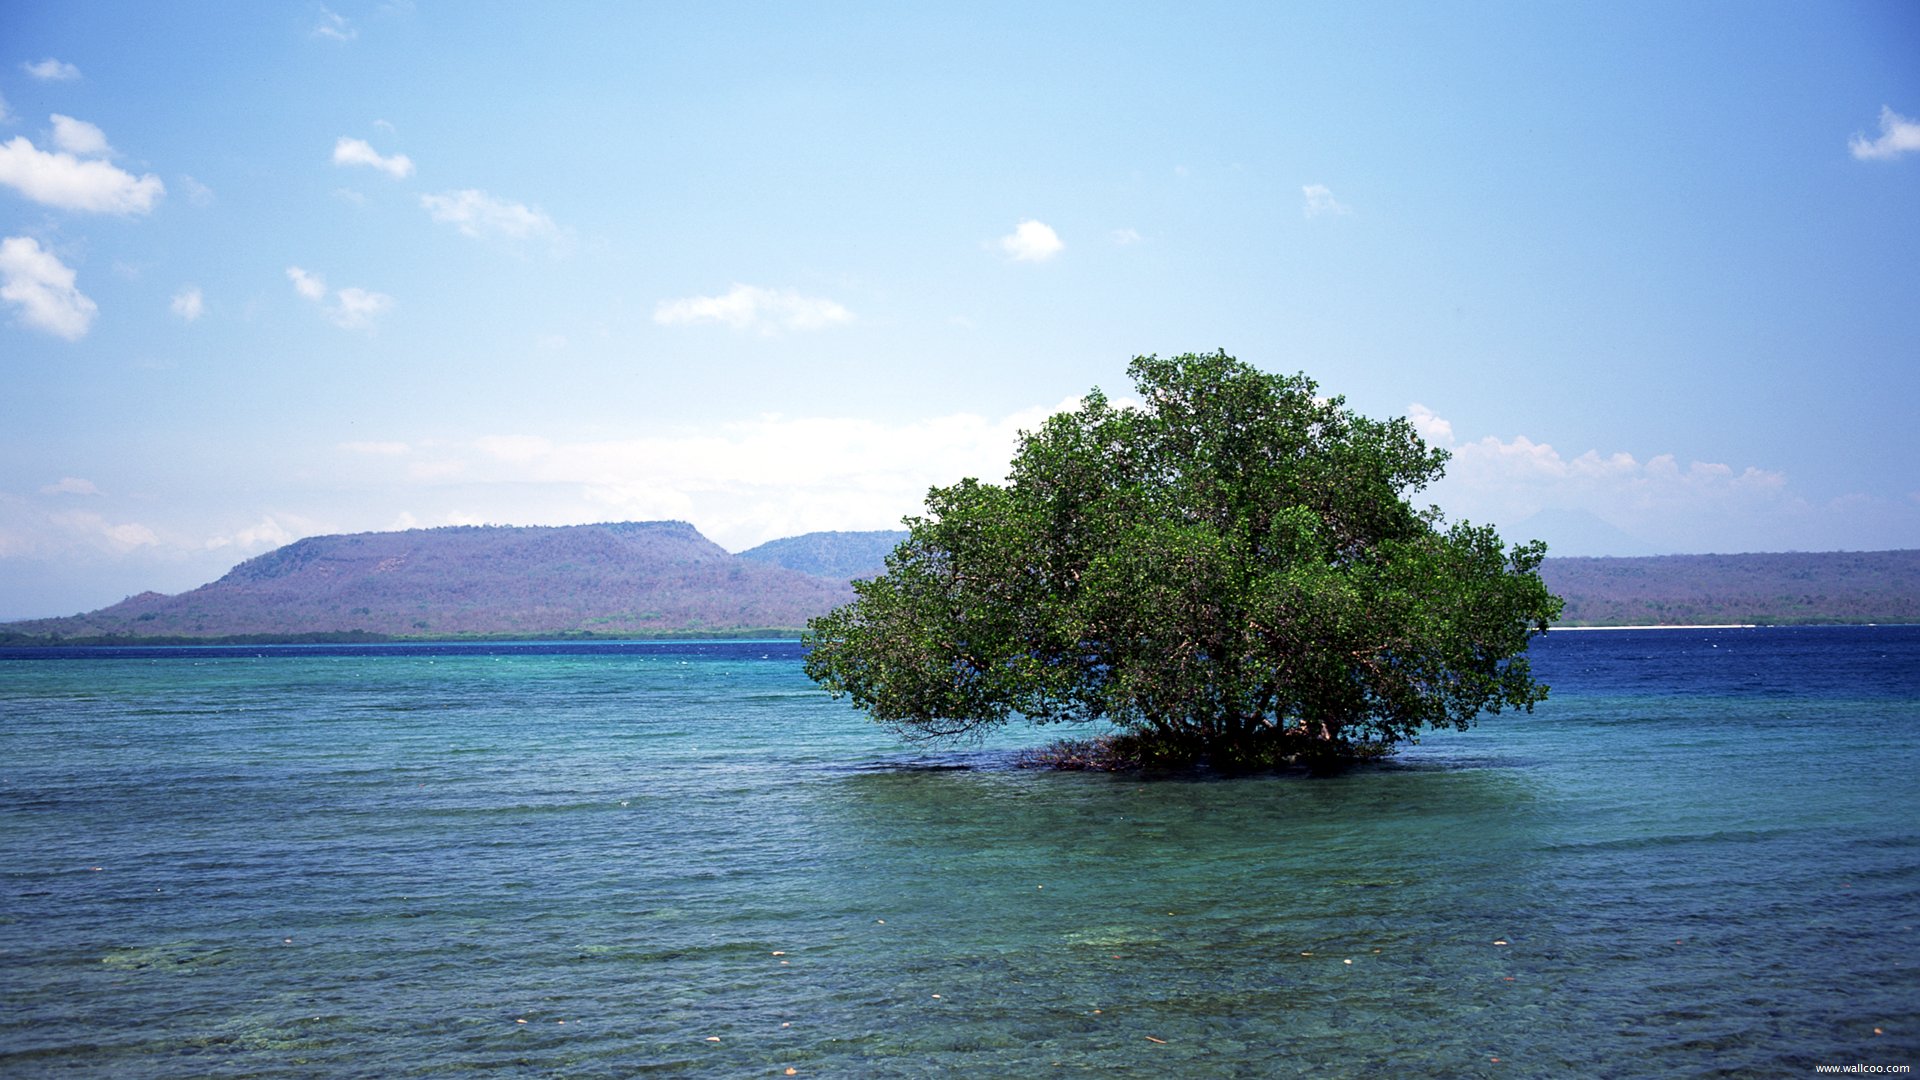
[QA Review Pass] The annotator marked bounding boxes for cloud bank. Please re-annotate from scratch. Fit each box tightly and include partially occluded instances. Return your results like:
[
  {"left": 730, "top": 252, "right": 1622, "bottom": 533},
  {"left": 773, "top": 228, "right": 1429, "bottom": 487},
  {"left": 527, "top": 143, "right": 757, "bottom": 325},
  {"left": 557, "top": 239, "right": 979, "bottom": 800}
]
[{"left": 1404, "top": 403, "right": 1839, "bottom": 553}]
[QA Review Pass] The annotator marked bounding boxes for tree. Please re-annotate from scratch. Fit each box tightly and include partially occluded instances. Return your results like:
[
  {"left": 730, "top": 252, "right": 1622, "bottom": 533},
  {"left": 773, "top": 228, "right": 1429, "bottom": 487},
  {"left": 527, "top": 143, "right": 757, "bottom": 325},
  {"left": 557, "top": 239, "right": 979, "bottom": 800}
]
[{"left": 803, "top": 352, "right": 1562, "bottom": 770}]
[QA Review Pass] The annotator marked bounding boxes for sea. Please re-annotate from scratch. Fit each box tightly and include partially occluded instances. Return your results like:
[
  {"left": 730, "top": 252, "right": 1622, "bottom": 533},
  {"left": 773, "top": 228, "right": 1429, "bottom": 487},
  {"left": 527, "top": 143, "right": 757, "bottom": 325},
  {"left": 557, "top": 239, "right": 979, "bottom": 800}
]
[{"left": 1, "top": 626, "right": 1915, "bottom": 1078}]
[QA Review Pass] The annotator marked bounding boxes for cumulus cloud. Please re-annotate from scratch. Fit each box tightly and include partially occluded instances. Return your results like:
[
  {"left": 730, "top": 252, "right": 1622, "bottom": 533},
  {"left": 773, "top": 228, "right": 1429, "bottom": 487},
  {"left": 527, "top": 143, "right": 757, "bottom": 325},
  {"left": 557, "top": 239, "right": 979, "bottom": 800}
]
[
  {"left": 1850, "top": 105, "right": 1920, "bottom": 161},
  {"left": 1408, "top": 404, "right": 1801, "bottom": 552},
  {"left": 1406, "top": 402, "right": 1453, "bottom": 444},
  {"left": 653, "top": 284, "right": 853, "bottom": 334},
  {"left": 286, "top": 265, "right": 393, "bottom": 330},
  {"left": 1302, "top": 183, "right": 1350, "bottom": 217},
  {"left": 170, "top": 285, "right": 204, "bottom": 322},
  {"left": 313, "top": 6, "right": 357, "bottom": 41},
  {"left": 998, "top": 219, "right": 1064, "bottom": 262},
  {"left": 0, "top": 126, "right": 165, "bottom": 213},
  {"left": 332, "top": 136, "right": 413, "bottom": 179},
  {"left": 204, "top": 516, "right": 295, "bottom": 552},
  {"left": 419, "top": 189, "right": 561, "bottom": 242},
  {"left": 22, "top": 58, "right": 81, "bottom": 81},
  {"left": 50, "top": 114, "right": 110, "bottom": 157},
  {"left": 0, "top": 235, "right": 97, "bottom": 340}
]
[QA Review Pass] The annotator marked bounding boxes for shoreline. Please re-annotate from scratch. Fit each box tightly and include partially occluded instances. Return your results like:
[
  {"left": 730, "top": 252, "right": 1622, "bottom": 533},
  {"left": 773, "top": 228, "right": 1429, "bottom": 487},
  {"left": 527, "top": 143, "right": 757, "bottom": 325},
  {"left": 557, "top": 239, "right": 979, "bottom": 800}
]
[{"left": 1549, "top": 623, "right": 1758, "bottom": 631}]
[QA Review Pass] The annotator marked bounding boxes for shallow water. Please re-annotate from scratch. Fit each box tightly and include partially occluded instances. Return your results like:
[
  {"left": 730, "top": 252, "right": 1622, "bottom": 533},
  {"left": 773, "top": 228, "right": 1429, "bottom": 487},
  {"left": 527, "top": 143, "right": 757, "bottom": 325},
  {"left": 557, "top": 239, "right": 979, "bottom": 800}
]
[{"left": 1, "top": 628, "right": 1915, "bottom": 1076}]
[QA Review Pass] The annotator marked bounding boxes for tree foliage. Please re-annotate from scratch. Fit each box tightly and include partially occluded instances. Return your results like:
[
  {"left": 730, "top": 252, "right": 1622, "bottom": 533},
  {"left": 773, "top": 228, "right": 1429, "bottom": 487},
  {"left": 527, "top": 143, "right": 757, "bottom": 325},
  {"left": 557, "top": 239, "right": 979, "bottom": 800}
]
[{"left": 803, "top": 352, "right": 1562, "bottom": 769}]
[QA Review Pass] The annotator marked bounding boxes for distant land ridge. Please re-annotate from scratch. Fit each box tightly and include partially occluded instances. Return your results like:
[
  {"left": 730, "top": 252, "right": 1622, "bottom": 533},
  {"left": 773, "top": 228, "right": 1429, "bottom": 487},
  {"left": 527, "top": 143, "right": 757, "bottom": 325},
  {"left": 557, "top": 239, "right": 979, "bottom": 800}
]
[
  {"left": 736, "top": 530, "right": 906, "bottom": 579},
  {"left": 3, "top": 523, "right": 1916, "bottom": 643},
  {"left": 1541, "top": 549, "right": 1920, "bottom": 627},
  {"left": 1, "top": 521, "right": 852, "bottom": 642}
]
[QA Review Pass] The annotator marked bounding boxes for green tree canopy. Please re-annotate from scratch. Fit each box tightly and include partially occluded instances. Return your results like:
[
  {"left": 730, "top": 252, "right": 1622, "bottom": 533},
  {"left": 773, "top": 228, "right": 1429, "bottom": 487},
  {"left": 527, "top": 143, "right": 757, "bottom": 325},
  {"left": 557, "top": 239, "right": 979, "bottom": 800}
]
[{"left": 804, "top": 352, "right": 1561, "bottom": 769}]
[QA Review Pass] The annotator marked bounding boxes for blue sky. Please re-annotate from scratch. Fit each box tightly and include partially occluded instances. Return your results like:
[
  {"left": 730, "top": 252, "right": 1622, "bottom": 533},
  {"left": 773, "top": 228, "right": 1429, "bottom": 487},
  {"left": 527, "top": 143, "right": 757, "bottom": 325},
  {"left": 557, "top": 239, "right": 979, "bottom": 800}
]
[{"left": 1, "top": 1, "right": 1917, "bottom": 619}]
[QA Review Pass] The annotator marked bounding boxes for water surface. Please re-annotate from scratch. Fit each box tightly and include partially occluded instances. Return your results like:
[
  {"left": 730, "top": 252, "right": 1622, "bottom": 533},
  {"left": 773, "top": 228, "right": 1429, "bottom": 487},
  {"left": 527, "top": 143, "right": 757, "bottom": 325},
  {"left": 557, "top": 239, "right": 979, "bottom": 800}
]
[{"left": 2, "top": 628, "right": 1915, "bottom": 1076}]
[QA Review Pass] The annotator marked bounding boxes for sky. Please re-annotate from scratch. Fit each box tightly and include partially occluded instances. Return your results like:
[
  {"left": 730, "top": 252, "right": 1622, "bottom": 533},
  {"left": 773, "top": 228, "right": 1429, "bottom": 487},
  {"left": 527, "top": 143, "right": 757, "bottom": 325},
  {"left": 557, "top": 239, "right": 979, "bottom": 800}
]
[{"left": 1, "top": 1, "right": 1917, "bottom": 619}]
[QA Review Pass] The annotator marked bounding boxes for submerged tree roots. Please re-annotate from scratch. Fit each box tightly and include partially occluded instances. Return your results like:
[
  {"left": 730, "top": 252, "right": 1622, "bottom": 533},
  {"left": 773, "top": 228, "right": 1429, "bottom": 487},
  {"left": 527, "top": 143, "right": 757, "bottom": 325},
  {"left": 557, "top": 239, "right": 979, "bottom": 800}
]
[{"left": 1014, "top": 733, "right": 1396, "bottom": 776}]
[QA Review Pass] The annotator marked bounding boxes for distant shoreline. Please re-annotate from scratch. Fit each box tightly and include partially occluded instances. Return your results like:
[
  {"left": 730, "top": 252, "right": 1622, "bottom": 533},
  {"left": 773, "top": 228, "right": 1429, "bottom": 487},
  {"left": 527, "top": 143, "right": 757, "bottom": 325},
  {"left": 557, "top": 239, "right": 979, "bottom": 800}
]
[
  {"left": 1549, "top": 623, "right": 1758, "bottom": 631},
  {"left": 11, "top": 618, "right": 1920, "bottom": 641}
]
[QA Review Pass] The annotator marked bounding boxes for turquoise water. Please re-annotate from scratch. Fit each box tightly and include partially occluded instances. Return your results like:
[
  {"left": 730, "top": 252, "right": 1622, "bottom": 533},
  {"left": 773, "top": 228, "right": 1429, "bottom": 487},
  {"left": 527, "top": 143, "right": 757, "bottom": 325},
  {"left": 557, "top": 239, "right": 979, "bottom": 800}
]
[{"left": 1, "top": 629, "right": 1916, "bottom": 1077}]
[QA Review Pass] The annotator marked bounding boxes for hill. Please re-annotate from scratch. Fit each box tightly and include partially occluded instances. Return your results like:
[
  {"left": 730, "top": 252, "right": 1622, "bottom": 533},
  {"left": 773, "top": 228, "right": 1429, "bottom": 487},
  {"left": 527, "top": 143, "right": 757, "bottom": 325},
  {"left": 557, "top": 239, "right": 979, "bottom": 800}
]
[
  {"left": 736, "top": 530, "right": 906, "bottom": 579},
  {"left": 3, "top": 524, "right": 1916, "bottom": 645},
  {"left": 1, "top": 521, "right": 852, "bottom": 642},
  {"left": 1541, "top": 549, "right": 1920, "bottom": 626},
  {"left": 764, "top": 533, "right": 1920, "bottom": 626}
]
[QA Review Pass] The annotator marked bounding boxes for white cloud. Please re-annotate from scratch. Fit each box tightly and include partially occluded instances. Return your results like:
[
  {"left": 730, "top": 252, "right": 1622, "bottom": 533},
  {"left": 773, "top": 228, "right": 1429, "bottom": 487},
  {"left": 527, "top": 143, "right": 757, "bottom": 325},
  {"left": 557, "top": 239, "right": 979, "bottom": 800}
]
[
  {"left": 420, "top": 189, "right": 561, "bottom": 242},
  {"left": 330, "top": 287, "right": 394, "bottom": 330},
  {"left": 313, "top": 6, "right": 357, "bottom": 41},
  {"left": 40, "top": 477, "right": 100, "bottom": 496},
  {"left": 1111, "top": 228, "right": 1142, "bottom": 245},
  {"left": 1407, "top": 403, "right": 1453, "bottom": 444},
  {"left": 22, "top": 58, "right": 81, "bottom": 81},
  {"left": 1409, "top": 404, "right": 1800, "bottom": 552},
  {"left": 653, "top": 284, "right": 853, "bottom": 334},
  {"left": 47, "top": 510, "right": 158, "bottom": 551},
  {"left": 338, "top": 395, "right": 1103, "bottom": 551},
  {"left": 1850, "top": 105, "right": 1920, "bottom": 161},
  {"left": 0, "top": 235, "right": 97, "bottom": 340},
  {"left": 50, "top": 114, "right": 110, "bottom": 157},
  {"left": 998, "top": 219, "right": 1064, "bottom": 262},
  {"left": 332, "top": 136, "right": 413, "bottom": 179},
  {"left": 286, "top": 265, "right": 394, "bottom": 330},
  {"left": 170, "top": 285, "right": 204, "bottom": 322},
  {"left": 285, "top": 265, "right": 327, "bottom": 301},
  {"left": 0, "top": 92, "right": 13, "bottom": 124},
  {"left": 204, "top": 516, "right": 295, "bottom": 552},
  {"left": 1302, "top": 183, "right": 1350, "bottom": 217},
  {"left": 0, "top": 129, "right": 165, "bottom": 213}
]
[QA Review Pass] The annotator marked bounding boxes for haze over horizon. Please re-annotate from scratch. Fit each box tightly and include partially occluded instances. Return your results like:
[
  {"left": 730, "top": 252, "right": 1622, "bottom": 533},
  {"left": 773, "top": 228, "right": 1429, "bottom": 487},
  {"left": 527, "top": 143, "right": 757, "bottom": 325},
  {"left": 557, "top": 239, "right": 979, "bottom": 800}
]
[{"left": 3, "top": 3, "right": 1917, "bottom": 620}]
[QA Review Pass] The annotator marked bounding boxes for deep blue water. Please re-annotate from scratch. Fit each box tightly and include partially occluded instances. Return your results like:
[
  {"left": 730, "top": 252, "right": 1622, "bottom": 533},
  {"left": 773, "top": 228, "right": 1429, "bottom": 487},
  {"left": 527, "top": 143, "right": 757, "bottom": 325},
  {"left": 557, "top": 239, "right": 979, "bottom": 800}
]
[{"left": 1, "top": 627, "right": 1915, "bottom": 1077}]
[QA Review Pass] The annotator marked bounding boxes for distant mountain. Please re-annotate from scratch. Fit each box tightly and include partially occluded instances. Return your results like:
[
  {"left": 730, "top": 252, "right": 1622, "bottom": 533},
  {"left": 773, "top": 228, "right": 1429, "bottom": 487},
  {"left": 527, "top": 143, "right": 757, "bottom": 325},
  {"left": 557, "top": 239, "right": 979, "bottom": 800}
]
[
  {"left": 737, "top": 530, "right": 907, "bottom": 579},
  {"left": 1, "top": 521, "right": 853, "bottom": 642},
  {"left": 1540, "top": 549, "right": 1920, "bottom": 626},
  {"left": 2, "top": 523, "right": 1915, "bottom": 645}
]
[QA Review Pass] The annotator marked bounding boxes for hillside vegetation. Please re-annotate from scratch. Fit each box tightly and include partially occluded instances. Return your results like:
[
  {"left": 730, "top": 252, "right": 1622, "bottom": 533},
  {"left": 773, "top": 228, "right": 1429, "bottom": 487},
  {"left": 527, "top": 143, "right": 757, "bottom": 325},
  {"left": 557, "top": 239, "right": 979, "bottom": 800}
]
[
  {"left": 736, "top": 530, "right": 905, "bottom": 580},
  {"left": 1542, "top": 549, "right": 1920, "bottom": 626},
  {"left": 3, "top": 524, "right": 1915, "bottom": 644},
  {"left": 3, "top": 522, "right": 851, "bottom": 642}
]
